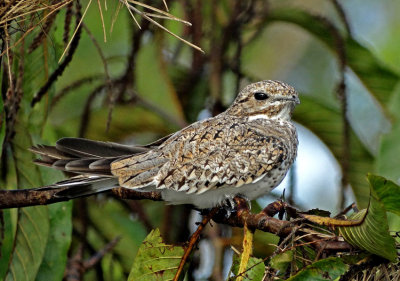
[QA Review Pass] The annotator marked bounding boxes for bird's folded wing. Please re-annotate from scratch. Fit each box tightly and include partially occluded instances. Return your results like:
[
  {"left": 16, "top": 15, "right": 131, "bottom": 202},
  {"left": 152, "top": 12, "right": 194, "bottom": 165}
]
[{"left": 112, "top": 121, "right": 288, "bottom": 194}]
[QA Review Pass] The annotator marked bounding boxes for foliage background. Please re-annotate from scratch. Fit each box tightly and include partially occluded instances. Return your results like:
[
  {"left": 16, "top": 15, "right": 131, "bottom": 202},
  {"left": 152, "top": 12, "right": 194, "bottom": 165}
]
[{"left": 0, "top": 0, "right": 399, "bottom": 280}]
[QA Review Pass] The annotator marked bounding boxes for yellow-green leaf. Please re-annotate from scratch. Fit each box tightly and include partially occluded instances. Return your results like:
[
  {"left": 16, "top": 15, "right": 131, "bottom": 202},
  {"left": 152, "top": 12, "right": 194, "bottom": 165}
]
[
  {"left": 338, "top": 175, "right": 397, "bottom": 261},
  {"left": 367, "top": 174, "right": 400, "bottom": 216},
  {"left": 287, "top": 257, "right": 348, "bottom": 281},
  {"left": 5, "top": 122, "right": 50, "bottom": 281},
  {"left": 128, "top": 228, "right": 184, "bottom": 281}
]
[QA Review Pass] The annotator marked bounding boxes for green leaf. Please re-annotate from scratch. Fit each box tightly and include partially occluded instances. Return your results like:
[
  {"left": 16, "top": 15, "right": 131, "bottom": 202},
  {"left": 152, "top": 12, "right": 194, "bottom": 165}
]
[
  {"left": 230, "top": 254, "right": 265, "bottom": 281},
  {"left": 128, "top": 228, "right": 184, "bottom": 281},
  {"left": 267, "top": 8, "right": 400, "bottom": 107},
  {"left": 338, "top": 176, "right": 397, "bottom": 261},
  {"left": 287, "top": 257, "right": 348, "bottom": 281},
  {"left": 35, "top": 202, "right": 72, "bottom": 281},
  {"left": 376, "top": 85, "right": 400, "bottom": 182},
  {"left": 270, "top": 250, "right": 293, "bottom": 275},
  {"left": 5, "top": 207, "right": 49, "bottom": 281},
  {"left": 5, "top": 120, "right": 50, "bottom": 281},
  {"left": 293, "top": 96, "right": 374, "bottom": 207},
  {"left": 367, "top": 174, "right": 400, "bottom": 216},
  {"left": 376, "top": 122, "right": 400, "bottom": 183},
  {"left": 33, "top": 126, "right": 73, "bottom": 281}
]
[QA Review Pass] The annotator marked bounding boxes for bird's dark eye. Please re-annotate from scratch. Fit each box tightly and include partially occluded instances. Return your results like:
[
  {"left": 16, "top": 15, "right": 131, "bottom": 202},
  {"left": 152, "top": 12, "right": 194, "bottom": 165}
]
[{"left": 254, "top": 92, "right": 269, "bottom": 100}]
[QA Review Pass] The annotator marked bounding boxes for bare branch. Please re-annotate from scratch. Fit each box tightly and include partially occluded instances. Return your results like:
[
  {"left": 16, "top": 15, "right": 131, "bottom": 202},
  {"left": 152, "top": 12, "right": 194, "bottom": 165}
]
[
  {"left": 0, "top": 187, "right": 161, "bottom": 209},
  {"left": 0, "top": 188, "right": 353, "bottom": 254}
]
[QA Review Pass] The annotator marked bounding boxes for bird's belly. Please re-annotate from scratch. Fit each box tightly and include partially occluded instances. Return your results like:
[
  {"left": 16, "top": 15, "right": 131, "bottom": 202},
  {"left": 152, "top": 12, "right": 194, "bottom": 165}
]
[
  {"left": 160, "top": 167, "right": 288, "bottom": 209},
  {"left": 242, "top": 168, "right": 287, "bottom": 200}
]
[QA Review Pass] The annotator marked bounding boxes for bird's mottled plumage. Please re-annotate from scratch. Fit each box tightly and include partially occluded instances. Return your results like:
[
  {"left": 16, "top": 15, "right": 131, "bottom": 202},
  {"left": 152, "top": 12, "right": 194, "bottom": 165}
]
[{"left": 31, "top": 80, "right": 299, "bottom": 208}]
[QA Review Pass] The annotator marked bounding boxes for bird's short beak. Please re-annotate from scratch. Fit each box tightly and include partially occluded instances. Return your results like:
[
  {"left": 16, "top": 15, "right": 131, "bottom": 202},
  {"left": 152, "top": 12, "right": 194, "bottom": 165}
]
[{"left": 275, "top": 96, "right": 300, "bottom": 104}]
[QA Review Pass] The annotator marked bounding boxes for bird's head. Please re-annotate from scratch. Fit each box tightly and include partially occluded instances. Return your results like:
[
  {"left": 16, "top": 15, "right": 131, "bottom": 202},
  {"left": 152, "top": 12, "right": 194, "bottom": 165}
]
[{"left": 226, "top": 80, "right": 300, "bottom": 121}]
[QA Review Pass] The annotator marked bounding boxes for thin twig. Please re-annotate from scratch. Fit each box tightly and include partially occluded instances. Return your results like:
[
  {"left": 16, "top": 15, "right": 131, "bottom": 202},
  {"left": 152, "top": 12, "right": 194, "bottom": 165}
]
[
  {"left": 50, "top": 75, "right": 104, "bottom": 108},
  {"left": 63, "top": 1, "right": 74, "bottom": 47},
  {"left": 173, "top": 208, "right": 218, "bottom": 281},
  {"left": 83, "top": 236, "right": 121, "bottom": 269},
  {"left": 329, "top": 0, "right": 352, "bottom": 36}
]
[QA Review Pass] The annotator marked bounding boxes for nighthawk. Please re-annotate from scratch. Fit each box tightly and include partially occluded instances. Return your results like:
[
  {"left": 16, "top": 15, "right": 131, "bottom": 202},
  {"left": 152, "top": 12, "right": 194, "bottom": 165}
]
[{"left": 31, "top": 80, "right": 300, "bottom": 209}]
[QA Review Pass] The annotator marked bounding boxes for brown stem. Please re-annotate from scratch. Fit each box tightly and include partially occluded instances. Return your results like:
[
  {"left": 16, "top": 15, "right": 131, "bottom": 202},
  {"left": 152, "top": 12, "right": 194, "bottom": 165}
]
[
  {"left": 82, "top": 237, "right": 121, "bottom": 269},
  {"left": 0, "top": 187, "right": 162, "bottom": 209},
  {"left": 0, "top": 188, "right": 353, "bottom": 254},
  {"left": 173, "top": 207, "right": 219, "bottom": 281}
]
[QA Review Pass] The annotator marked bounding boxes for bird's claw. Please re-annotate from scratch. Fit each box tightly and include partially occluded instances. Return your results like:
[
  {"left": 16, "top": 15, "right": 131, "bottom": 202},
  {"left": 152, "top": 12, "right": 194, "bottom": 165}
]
[{"left": 221, "top": 194, "right": 251, "bottom": 218}]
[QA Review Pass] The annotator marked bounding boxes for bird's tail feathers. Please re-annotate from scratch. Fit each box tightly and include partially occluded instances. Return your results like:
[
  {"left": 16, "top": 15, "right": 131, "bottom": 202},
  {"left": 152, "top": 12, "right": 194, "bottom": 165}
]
[
  {"left": 50, "top": 176, "right": 119, "bottom": 199},
  {"left": 30, "top": 137, "right": 150, "bottom": 176}
]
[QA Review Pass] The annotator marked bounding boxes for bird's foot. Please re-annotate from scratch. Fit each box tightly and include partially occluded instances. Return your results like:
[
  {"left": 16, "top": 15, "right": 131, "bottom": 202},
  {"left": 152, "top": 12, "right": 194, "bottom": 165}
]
[{"left": 221, "top": 194, "right": 251, "bottom": 218}]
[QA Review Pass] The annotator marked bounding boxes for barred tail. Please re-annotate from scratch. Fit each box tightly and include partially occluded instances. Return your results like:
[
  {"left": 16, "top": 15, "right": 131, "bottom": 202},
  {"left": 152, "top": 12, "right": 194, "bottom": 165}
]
[
  {"left": 30, "top": 137, "right": 150, "bottom": 176},
  {"left": 51, "top": 176, "right": 119, "bottom": 199}
]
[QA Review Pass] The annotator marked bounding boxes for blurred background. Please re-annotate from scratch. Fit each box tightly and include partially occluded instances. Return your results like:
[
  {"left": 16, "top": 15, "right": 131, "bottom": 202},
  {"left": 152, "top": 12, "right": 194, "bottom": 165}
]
[{"left": 1, "top": 0, "right": 400, "bottom": 280}]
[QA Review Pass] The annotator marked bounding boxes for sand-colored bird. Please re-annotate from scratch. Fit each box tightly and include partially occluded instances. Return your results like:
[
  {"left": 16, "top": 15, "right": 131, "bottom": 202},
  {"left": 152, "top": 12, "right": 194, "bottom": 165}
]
[{"left": 31, "top": 80, "right": 299, "bottom": 209}]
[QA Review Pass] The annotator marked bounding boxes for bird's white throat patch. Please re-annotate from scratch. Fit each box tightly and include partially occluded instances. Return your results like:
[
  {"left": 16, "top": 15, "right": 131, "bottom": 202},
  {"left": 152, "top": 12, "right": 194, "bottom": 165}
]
[{"left": 248, "top": 114, "right": 269, "bottom": 121}]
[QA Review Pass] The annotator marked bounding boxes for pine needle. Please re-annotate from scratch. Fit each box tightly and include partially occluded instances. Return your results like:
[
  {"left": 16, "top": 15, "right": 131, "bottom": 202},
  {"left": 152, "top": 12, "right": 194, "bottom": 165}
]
[
  {"left": 123, "top": 0, "right": 141, "bottom": 29},
  {"left": 110, "top": 1, "right": 122, "bottom": 33},
  {"left": 97, "top": 0, "right": 107, "bottom": 42},
  {"left": 0, "top": 0, "right": 72, "bottom": 57},
  {"left": 162, "top": 0, "right": 168, "bottom": 12},
  {"left": 122, "top": 0, "right": 204, "bottom": 53},
  {"left": 59, "top": 0, "right": 93, "bottom": 63},
  {"left": 126, "top": 0, "right": 191, "bottom": 26}
]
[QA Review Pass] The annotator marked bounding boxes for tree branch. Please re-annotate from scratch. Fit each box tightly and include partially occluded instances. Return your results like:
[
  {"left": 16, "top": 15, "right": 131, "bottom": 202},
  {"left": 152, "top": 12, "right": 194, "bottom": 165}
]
[
  {"left": 0, "top": 187, "right": 353, "bottom": 254},
  {"left": 0, "top": 187, "right": 162, "bottom": 209}
]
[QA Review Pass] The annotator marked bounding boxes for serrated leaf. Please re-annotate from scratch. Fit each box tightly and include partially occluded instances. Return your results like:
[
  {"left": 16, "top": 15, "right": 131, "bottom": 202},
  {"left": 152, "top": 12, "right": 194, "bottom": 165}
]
[
  {"left": 5, "top": 120, "right": 50, "bottom": 281},
  {"left": 230, "top": 254, "right": 265, "bottom": 281},
  {"left": 338, "top": 176, "right": 397, "bottom": 261},
  {"left": 128, "top": 228, "right": 184, "bottom": 281},
  {"left": 267, "top": 8, "right": 400, "bottom": 107},
  {"left": 287, "top": 257, "right": 348, "bottom": 281},
  {"left": 293, "top": 96, "right": 374, "bottom": 207}
]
